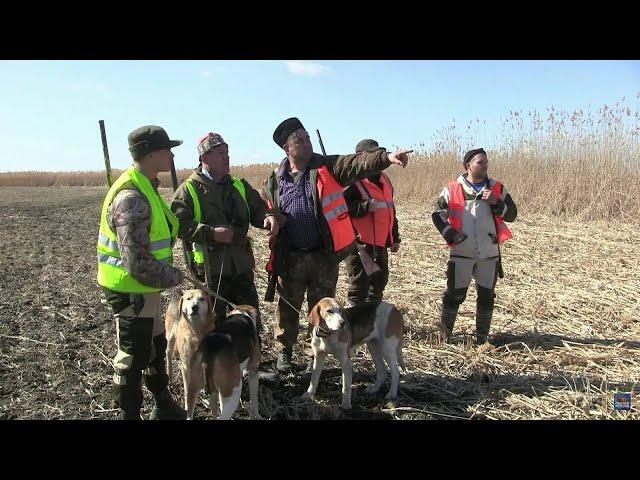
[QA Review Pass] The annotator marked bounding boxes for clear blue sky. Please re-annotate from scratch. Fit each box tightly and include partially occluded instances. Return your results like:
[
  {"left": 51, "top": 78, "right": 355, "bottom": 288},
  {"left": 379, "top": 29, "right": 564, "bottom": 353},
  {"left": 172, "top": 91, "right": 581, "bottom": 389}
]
[{"left": 0, "top": 60, "right": 638, "bottom": 172}]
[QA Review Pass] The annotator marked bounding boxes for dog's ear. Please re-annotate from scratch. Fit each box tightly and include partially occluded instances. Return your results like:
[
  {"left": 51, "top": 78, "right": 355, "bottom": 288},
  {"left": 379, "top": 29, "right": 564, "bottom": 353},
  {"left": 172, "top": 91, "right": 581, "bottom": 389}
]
[
  {"left": 308, "top": 302, "right": 322, "bottom": 328},
  {"left": 178, "top": 295, "right": 185, "bottom": 316}
]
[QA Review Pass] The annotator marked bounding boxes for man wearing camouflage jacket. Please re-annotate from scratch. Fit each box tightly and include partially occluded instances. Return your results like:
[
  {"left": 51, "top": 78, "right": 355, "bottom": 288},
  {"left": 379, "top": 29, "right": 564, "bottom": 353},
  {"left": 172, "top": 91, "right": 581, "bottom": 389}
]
[{"left": 97, "top": 125, "right": 186, "bottom": 420}]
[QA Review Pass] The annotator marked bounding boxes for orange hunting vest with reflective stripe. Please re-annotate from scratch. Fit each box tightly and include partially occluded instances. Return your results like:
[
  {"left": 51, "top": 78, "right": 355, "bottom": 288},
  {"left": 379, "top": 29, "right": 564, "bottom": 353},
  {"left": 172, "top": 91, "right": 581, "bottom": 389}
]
[
  {"left": 447, "top": 180, "right": 512, "bottom": 247},
  {"left": 316, "top": 165, "right": 355, "bottom": 252},
  {"left": 351, "top": 173, "right": 395, "bottom": 248}
]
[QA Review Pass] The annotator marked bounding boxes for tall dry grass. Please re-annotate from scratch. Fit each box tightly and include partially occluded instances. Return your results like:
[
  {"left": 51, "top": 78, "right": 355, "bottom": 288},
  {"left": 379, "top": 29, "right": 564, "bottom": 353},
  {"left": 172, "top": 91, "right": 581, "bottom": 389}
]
[
  {"left": 388, "top": 98, "right": 640, "bottom": 220},
  {"left": 1, "top": 98, "right": 638, "bottom": 220}
]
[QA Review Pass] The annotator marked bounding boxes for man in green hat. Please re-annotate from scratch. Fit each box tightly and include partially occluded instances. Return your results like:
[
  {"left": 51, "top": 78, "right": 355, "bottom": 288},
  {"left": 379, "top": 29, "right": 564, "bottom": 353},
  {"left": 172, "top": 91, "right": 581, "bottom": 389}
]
[
  {"left": 97, "top": 125, "right": 187, "bottom": 420},
  {"left": 343, "top": 139, "right": 401, "bottom": 307},
  {"left": 170, "top": 132, "right": 279, "bottom": 321}
]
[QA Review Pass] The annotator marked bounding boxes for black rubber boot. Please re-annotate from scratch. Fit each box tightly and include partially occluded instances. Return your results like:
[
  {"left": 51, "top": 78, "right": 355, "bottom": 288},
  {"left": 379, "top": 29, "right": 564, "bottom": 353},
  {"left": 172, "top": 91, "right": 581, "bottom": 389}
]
[
  {"left": 146, "top": 334, "right": 186, "bottom": 420},
  {"left": 114, "top": 369, "right": 143, "bottom": 420},
  {"left": 438, "top": 304, "right": 459, "bottom": 343},
  {"left": 439, "top": 276, "right": 467, "bottom": 342},
  {"left": 475, "top": 307, "right": 493, "bottom": 345},
  {"left": 119, "top": 409, "right": 142, "bottom": 420},
  {"left": 149, "top": 389, "right": 187, "bottom": 420},
  {"left": 476, "top": 287, "right": 495, "bottom": 345}
]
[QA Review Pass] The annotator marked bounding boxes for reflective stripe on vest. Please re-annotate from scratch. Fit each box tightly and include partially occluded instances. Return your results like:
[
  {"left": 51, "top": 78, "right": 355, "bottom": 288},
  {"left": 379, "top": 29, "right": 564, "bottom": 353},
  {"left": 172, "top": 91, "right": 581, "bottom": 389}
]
[
  {"left": 184, "top": 176, "right": 250, "bottom": 265},
  {"left": 446, "top": 180, "right": 512, "bottom": 247},
  {"left": 316, "top": 165, "right": 355, "bottom": 252},
  {"left": 96, "top": 166, "right": 179, "bottom": 293},
  {"left": 490, "top": 181, "right": 512, "bottom": 244},
  {"left": 351, "top": 174, "right": 395, "bottom": 248}
]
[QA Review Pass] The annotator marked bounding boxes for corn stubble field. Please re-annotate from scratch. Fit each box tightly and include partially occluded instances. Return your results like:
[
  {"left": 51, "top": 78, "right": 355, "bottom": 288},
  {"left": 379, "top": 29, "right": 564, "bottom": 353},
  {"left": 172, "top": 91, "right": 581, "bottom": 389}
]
[{"left": 0, "top": 103, "right": 639, "bottom": 419}]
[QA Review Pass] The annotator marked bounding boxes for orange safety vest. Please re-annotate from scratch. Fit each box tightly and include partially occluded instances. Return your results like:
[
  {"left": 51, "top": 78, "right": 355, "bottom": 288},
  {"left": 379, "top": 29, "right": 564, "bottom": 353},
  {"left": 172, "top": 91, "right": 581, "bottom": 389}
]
[
  {"left": 351, "top": 173, "right": 395, "bottom": 248},
  {"left": 447, "top": 180, "right": 512, "bottom": 247},
  {"left": 317, "top": 165, "right": 355, "bottom": 252},
  {"left": 265, "top": 166, "right": 355, "bottom": 275}
]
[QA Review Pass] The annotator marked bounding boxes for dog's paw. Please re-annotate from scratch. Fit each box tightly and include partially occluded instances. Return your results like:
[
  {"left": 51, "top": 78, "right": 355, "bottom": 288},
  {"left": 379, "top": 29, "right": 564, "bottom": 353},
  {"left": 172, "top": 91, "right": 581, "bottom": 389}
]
[
  {"left": 300, "top": 391, "right": 314, "bottom": 402},
  {"left": 341, "top": 399, "right": 352, "bottom": 410},
  {"left": 384, "top": 391, "right": 397, "bottom": 401},
  {"left": 250, "top": 413, "right": 264, "bottom": 420}
]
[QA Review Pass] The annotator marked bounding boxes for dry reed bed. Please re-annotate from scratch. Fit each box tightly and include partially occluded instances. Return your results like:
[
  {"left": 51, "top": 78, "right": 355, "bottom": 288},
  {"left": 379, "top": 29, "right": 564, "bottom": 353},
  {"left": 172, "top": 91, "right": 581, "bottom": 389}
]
[
  {"left": 2, "top": 98, "right": 638, "bottom": 220},
  {"left": 2, "top": 152, "right": 639, "bottom": 222}
]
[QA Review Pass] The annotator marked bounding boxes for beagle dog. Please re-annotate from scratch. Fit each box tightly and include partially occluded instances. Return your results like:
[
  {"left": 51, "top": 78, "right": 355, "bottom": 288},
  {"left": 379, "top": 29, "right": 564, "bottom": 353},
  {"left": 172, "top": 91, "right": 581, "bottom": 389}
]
[
  {"left": 302, "top": 298, "right": 406, "bottom": 410},
  {"left": 198, "top": 305, "right": 262, "bottom": 420},
  {"left": 165, "top": 289, "right": 216, "bottom": 419}
]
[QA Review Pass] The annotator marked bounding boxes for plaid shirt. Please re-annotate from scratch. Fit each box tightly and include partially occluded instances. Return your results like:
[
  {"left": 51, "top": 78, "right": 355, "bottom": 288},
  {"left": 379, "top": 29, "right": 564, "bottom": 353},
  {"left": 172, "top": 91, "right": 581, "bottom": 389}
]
[{"left": 278, "top": 162, "right": 321, "bottom": 249}]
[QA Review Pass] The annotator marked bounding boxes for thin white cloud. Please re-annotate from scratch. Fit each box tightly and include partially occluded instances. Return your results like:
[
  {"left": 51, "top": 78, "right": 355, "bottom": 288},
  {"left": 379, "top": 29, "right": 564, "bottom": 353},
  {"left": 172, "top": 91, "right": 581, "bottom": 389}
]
[
  {"left": 285, "top": 60, "right": 332, "bottom": 77},
  {"left": 67, "top": 82, "right": 108, "bottom": 95},
  {"left": 201, "top": 71, "right": 213, "bottom": 78}
]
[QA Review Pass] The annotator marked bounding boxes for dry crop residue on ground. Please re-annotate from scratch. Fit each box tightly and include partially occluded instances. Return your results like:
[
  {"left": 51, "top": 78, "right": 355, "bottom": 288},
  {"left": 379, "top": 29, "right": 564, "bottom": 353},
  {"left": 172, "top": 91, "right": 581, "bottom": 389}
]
[{"left": 0, "top": 186, "right": 638, "bottom": 420}]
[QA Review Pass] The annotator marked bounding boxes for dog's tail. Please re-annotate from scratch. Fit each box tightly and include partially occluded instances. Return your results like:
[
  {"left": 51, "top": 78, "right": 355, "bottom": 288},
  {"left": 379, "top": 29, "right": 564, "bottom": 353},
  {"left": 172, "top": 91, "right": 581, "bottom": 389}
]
[
  {"left": 397, "top": 336, "right": 407, "bottom": 373},
  {"left": 392, "top": 305, "right": 407, "bottom": 374}
]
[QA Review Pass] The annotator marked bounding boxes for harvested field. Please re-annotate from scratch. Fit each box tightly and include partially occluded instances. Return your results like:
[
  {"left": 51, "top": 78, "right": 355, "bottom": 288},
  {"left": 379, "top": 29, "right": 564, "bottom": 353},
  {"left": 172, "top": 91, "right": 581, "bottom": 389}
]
[{"left": 0, "top": 186, "right": 638, "bottom": 420}]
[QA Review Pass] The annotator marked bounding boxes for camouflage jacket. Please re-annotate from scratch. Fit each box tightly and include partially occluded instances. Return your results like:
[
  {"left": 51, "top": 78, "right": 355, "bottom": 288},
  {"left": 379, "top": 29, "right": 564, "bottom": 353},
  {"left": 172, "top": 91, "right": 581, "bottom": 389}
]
[
  {"left": 106, "top": 178, "right": 183, "bottom": 289},
  {"left": 262, "top": 148, "right": 392, "bottom": 261},
  {"left": 170, "top": 167, "right": 274, "bottom": 276}
]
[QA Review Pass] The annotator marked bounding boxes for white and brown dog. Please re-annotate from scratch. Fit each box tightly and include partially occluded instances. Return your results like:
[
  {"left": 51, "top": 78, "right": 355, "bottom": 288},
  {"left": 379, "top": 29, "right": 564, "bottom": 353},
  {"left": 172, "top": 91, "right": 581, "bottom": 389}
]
[
  {"left": 302, "top": 298, "right": 406, "bottom": 409},
  {"left": 165, "top": 289, "right": 262, "bottom": 420},
  {"left": 165, "top": 289, "right": 215, "bottom": 419}
]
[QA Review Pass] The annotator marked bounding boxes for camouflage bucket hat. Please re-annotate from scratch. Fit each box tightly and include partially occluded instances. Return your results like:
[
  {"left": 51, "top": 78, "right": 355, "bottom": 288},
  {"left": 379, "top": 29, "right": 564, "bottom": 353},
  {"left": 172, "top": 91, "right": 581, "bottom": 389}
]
[{"left": 198, "top": 132, "right": 226, "bottom": 156}]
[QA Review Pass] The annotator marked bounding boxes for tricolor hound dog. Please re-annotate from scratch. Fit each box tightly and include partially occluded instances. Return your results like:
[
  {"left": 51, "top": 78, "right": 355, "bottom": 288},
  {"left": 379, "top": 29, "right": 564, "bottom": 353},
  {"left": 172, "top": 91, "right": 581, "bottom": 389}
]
[
  {"left": 302, "top": 298, "right": 406, "bottom": 409},
  {"left": 165, "top": 289, "right": 262, "bottom": 420}
]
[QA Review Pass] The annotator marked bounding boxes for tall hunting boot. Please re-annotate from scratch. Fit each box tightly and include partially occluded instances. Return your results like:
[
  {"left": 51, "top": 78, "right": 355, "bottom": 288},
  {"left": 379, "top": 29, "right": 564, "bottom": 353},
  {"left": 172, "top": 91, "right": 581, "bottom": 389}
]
[
  {"left": 475, "top": 305, "right": 493, "bottom": 345},
  {"left": 438, "top": 303, "right": 459, "bottom": 343},
  {"left": 148, "top": 388, "right": 187, "bottom": 420},
  {"left": 114, "top": 369, "right": 143, "bottom": 420},
  {"left": 146, "top": 334, "right": 186, "bottom": 420}
]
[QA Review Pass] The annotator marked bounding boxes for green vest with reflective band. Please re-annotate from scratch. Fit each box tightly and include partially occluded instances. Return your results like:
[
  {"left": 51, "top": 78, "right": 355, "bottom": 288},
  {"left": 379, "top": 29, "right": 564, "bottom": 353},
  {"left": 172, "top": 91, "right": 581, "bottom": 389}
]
[
  {"left": 184, "top": 176, "right": 249, "bottom": 266},
  {"left": 97, "top": 166, "right": 179, "bottom": 293}
]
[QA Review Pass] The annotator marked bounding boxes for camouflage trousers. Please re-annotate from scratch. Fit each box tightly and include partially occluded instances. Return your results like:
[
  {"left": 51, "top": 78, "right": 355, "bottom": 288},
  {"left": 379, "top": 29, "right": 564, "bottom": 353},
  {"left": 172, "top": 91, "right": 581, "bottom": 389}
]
[
  {"left": 275, "top": 250, "right": 339, "bottom": 351},
  {"left": 344, "top": 244, "right": 389, "bottom": 306},
  {"left": 102, "top": 288, "right": 169, "bottom": 414}
]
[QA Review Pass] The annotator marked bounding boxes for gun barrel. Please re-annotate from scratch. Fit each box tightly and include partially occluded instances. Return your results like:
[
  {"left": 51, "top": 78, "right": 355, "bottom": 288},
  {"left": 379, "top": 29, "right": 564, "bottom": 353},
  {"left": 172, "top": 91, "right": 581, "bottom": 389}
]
[{"left": 316, "top": 129, "right": 327, "bottom": 156}]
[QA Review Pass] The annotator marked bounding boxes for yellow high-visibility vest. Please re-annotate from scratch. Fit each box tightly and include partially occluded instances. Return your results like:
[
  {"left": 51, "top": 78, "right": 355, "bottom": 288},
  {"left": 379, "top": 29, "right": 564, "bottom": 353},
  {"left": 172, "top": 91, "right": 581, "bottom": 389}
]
[
  {"left": 97, "top": 166, "right": 178, "bottom": 293},
  {"left": 184, "top": 176, "right": 249, "bottom": 266}
]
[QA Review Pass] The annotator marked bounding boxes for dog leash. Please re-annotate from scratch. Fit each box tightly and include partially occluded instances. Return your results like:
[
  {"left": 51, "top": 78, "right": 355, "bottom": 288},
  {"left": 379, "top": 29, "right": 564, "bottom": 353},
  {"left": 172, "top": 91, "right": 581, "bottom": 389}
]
[
  {"left": 182, "top": 270, "right": 239, "bottom": 311},
  {"left": 212, "top": 245, "right": 226, "bottom": 314},
  {"left": 253, "top": 269, "right": 303, "bottom": 316}
]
